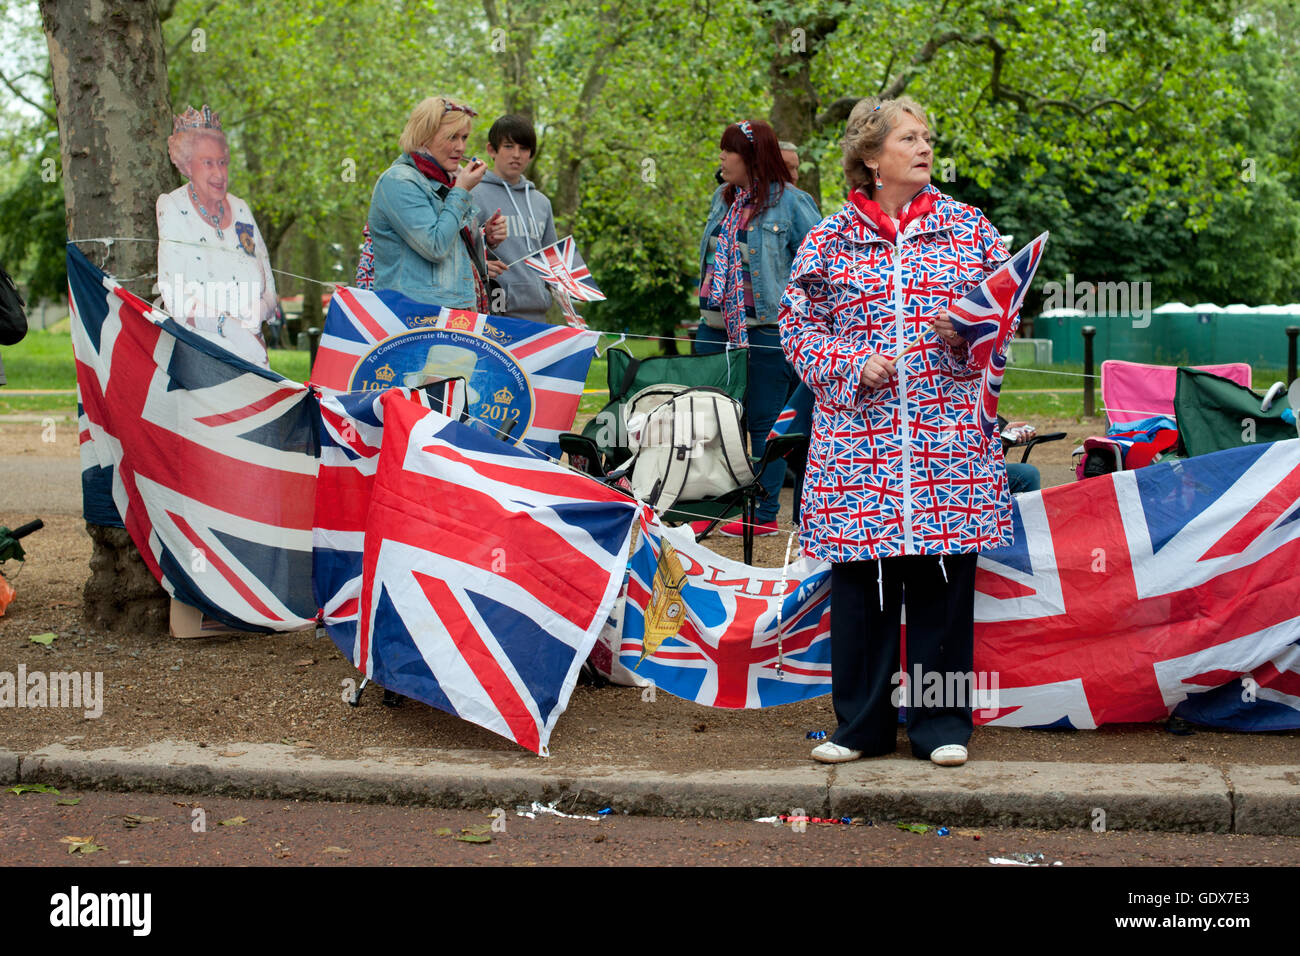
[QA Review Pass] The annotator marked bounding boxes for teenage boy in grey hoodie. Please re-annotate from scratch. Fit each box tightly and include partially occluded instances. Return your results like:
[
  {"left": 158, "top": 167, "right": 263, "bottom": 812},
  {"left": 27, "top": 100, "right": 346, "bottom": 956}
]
[{"left": 471, "top": 115, "right": 562, "bottom": 325}]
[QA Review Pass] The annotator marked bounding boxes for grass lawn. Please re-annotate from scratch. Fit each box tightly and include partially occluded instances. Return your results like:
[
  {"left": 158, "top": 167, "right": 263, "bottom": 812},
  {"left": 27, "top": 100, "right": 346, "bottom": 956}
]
[{"left": 4, "top": 327, "right": 1286, "bottom": 428}]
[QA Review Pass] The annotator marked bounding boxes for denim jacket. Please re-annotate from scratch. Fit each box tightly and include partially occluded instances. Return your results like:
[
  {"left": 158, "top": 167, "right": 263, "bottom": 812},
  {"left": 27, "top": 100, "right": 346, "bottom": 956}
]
[
  {"left": 368, "top": 153, "right": 485, "bottom": 309},
  {"left": 697, "top": 182, "right": 821, "bottom": 328}
]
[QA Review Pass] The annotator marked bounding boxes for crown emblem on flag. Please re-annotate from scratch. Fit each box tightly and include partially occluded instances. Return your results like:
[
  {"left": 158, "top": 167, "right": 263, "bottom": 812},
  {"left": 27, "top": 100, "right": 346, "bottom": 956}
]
[
  {"left": 444, "top": 311, "right": 477, "bottom": 331},
  {"left": 374, "top": 364, "right": 396, "bottom": 383},
  {"left": 493, "top": 386, "right": 514, "bottom": 405}
]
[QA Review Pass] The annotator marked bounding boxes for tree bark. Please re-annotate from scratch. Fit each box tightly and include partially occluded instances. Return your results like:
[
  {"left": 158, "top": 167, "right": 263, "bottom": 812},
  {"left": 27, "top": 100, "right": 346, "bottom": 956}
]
[
  {"left": 767, "top": 20, "right": 823, "bottom": 209},
  {"left": 483, "top": 0, "right": 536, "bottom": 121},
  {"left": 41, "top": 0, "right": 176, "bottom": 630}
]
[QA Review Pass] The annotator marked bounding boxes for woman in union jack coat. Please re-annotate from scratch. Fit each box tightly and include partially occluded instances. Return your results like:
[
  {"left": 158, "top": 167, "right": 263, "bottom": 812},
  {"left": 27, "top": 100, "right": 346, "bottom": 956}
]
[{"left": 779, "top": 96, "right": 1016, "bottom": 768}]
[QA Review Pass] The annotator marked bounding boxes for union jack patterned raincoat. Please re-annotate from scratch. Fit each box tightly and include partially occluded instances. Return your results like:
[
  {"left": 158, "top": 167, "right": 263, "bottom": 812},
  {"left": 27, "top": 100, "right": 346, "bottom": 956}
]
[{"left": 779, "top": 184, "right": 1015, "bottom": 563}]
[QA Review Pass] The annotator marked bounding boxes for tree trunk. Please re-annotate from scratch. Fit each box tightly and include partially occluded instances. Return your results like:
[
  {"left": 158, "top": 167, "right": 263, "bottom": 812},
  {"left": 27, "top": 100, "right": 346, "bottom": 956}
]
[
  {"left": 41, "top": 0, "right": 175, "bottom": 631},
  {"left": 299, "top": 233, "right": 323, "bottom": 334},
  {"left": 768, "top": 21, "right": 823, "bottom": 209},
  {"left": 483, "top": 0, "right": 536, "bottom": 121}
]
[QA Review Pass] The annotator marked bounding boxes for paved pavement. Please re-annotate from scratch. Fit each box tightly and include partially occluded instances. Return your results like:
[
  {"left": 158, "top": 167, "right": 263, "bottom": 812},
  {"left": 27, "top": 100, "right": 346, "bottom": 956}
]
[
  {"left": 5, "top": 740, "right": 1298, "bottom": 835},
  {"left": 3, "top": 455, "right": 82, "bottom": 514}
]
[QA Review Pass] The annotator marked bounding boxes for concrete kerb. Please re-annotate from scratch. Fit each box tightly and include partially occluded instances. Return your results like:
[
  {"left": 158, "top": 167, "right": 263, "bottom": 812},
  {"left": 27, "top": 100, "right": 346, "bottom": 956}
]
[
  {"left": 830, "top": 760, "right": 1234, "bottom": 833},
  {"left": 0, "top": 749, "right": 18, "bottom": 785},
  {"left": 14, "top": 740, "right": 1300, "bottom": 833},
  {"left": 1226, "top": 765, "right": 1300, "bottom": 836}
]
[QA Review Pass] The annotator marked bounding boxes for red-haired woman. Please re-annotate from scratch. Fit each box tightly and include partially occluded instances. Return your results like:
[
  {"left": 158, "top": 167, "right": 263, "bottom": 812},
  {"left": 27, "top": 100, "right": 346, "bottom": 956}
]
[{"left": 694, "top": 119, "right": 821, "bottom": 536}]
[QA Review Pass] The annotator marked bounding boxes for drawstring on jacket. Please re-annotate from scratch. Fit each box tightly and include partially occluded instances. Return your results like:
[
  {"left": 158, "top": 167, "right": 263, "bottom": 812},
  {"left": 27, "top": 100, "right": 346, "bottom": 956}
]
[
  {"left": 938, "top": 555, "right": 948, "bottom": 583},
  {"left": 502, "top": 178, "right": 540, "bottom": 252}
]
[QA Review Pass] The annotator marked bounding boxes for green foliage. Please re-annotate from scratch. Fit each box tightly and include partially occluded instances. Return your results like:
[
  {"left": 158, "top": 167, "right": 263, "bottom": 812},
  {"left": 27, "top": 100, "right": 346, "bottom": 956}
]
[
  {"left": 0, "top": 134, "right": 67, "bottom": 303},
  {"left": 3, "top": 0, "right": 1298, "bottom": 325}
]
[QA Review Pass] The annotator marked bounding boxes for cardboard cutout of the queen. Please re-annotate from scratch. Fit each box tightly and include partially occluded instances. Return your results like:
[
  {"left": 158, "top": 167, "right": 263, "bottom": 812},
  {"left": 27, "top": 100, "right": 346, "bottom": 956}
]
[{"left": 156, "top": 105, "right": 277, "bottom": 369}]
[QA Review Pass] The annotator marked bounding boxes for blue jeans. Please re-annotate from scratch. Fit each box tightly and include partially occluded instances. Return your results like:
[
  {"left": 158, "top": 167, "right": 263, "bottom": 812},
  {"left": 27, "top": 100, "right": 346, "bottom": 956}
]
[
  {"left": 694, "top": 322, "right": 793, "bottom": 522},
  {"left": 1006, "top": 462, "right": 1041, "bottom": 494}
]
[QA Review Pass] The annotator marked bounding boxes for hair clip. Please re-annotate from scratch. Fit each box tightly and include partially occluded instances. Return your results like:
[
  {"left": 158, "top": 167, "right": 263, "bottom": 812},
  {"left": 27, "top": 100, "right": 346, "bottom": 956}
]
[{"left": 738, "top": 120, "right": 755, "bottom": 143}]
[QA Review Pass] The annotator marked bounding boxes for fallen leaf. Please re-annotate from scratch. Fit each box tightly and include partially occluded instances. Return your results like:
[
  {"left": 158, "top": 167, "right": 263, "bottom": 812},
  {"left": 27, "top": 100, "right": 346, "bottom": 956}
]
[
  {"left": 322, "top": 846, "right": 351, "bottom": 855},
  {"left": 28, "top": 632, "right": 57, "bottom": 646},
  {"left": 293, "top": 658, "right": 316, "bottom": 667},
  {"left": 218, "top": 751, "right": 247, "bottom": 758},
  {"left": 121, "top": 814, "right": 161, "bottom": 829},
  {"left": 217, "top": 816, "right": 248, "bottom": 827},
  {"left": 456, "top": 833, "right": 492, "bottom": 844},
  {"left": 433, "top": 827, "right": 453, "bottom": 837},
  {"left": 7, "top": 784, "right": 59, "bottom": 795},
  {"left": 897, "top": 822, "right": 931, "bottom": 834},
  {"left": 172, "top": 801, "right": 197, "bottom": 808},
  {"left": 60, "top": 835, "right": 104, "bottom": 854},
  {"left": 55, "top": 798, "right": 81, "bottom": 806}
]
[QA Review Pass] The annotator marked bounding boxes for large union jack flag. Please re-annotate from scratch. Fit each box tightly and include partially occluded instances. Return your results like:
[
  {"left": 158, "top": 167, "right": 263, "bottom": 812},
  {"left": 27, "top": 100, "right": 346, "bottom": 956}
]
[
  {"left": 311, "top": 286, "right": 597, "bottom": 462},
  {"left": 974, "top": 438, "right": 1300, "bottom": 730},
  {"left": 946, "top": 231, "right": 1048, "bottom": 438},
  {"left": 315, "top": 389, "right": 636, "bottom": 754},
  {"left": 68, "top": 245, "right": 318, "bottom": 631},
  {"left": 620, "top": 513, "right": 832, "bottom": 708}
]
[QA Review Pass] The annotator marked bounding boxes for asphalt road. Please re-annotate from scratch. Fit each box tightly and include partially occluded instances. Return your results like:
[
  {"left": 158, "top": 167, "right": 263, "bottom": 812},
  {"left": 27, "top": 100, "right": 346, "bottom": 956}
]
[{"left": 3, "top": 788, "right": 1298, "bottom": 868}]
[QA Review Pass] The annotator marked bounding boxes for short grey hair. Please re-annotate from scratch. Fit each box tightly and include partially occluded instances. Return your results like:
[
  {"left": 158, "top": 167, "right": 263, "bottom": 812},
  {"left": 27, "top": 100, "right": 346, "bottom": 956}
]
[{"left": 778, "top": 141, "right": 798, "bottom": 152}]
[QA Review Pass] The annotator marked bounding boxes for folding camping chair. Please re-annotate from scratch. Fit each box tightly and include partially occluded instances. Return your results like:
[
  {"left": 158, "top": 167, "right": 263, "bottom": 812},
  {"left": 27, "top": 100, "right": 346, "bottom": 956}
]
[
  {"left": 560, "top": 347, "right": 805, "bottom": 564},
  {"left": 1101, "top": 359, "right": 1252, "bottom": 429},
  {"left": 1074, "top": 360, "right": 1254, "bottom": 478},
  {"left": 1173, "top": 367, "right": 1296, "bottom": 457}
]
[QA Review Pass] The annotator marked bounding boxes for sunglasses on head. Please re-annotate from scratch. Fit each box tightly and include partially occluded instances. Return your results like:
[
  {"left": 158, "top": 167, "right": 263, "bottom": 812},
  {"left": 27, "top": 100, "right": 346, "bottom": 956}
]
[{"left": 442, "top": 99, "right": 478, "bottom": 117}]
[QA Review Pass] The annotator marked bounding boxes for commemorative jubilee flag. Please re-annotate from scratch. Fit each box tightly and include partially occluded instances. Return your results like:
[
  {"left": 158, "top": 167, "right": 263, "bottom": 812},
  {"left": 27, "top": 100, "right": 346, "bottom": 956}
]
[{"left": 311, "top": 286, "right": 599, "bottom": 462}]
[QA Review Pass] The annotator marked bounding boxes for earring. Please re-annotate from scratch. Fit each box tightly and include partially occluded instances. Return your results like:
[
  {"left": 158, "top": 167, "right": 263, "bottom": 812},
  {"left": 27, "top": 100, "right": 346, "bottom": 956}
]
[{"left": 873, "top": 168, "right": 883, "bottom": 189}]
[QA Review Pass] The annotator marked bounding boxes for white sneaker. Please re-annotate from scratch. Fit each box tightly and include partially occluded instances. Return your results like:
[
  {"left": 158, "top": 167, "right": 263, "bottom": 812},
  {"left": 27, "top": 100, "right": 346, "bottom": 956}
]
[
  {"left": 811, "top": 741, "right": 863, "bottom": 764},
  {"left": 930, "top": 744, "right": 968, "bottom": 766}
]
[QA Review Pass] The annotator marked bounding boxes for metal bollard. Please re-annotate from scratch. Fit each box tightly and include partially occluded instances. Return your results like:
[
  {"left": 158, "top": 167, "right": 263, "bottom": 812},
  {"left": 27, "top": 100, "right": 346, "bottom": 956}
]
[
  {"left": 1287, "top": 326, "right": 1298, "bottom": 385},
  {"left": 1082, "top": 325, "right": 1097, "bottom": 418}
]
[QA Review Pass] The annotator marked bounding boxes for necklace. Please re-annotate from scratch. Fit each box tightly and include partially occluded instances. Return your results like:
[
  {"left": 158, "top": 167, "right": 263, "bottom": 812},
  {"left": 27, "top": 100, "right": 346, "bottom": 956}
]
[{"left": 188, "top": 182, "right": 226, "bottom": 239}]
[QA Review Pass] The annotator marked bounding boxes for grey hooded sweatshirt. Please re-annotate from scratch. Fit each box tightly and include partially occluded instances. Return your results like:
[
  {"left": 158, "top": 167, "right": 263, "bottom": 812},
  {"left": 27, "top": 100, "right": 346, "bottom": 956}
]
[{"left": 471, "top": 171, "right": 559, "bottom": 324}]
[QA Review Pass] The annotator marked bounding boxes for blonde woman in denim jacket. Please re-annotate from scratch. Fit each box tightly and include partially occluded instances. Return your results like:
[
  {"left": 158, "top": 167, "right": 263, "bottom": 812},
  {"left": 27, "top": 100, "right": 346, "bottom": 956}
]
[
  {"left": 695, "top": 119, "right": 821, "bottom": 537},
  {"left": 368, "top": 96, "right": 505, "bottom": 310}
]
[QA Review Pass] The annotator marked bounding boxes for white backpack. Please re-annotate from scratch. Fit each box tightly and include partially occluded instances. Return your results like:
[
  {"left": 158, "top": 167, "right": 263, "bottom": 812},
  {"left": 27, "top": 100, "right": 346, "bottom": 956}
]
[{"left": 616, "top": 384, "right": 755, "bottom": 513}]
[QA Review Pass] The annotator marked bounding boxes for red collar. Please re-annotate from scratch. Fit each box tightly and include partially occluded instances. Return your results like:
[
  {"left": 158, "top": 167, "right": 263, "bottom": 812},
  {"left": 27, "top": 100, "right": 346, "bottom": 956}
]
[{"left": 848, "top": 187, "right": 936, "bottom": 242}]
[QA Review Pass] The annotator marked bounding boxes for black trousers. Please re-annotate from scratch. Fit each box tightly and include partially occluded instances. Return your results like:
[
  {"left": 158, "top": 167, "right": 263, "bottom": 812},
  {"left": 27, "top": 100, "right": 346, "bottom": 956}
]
[{"left": 829, "top": 553, "right": 978, "bottom": 758}]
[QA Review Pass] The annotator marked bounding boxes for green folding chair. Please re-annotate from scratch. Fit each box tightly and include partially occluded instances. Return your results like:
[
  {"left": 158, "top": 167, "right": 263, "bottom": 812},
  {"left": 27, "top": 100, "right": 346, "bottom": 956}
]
[{"left": 1174, "top": 367, "right": 1296, "bottom": 458}]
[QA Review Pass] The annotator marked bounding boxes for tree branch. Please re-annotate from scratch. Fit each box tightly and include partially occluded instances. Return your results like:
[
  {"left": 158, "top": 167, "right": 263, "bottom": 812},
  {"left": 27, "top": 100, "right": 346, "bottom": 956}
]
[
  {"left": 0, "top": 69, "right": 55, "bottom": 123},
  {"left": 817, "top": 27, "right": 1174, "bottom": 132}
]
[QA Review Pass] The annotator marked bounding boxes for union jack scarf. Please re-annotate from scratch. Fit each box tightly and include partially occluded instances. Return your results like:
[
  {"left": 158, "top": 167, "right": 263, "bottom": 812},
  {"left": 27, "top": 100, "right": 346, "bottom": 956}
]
[{"left": 706, "top": 186, "right": 754, "bottom": 348}]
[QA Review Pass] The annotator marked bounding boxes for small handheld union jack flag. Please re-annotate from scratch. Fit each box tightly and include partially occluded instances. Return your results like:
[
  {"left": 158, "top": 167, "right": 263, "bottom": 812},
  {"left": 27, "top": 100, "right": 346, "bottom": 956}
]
[
  {"left": 520, "top": 236, "right": 604, "bottom": 330},
  {"left": 946, "top": 231, "right": 1049, "bottom": 438}
]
